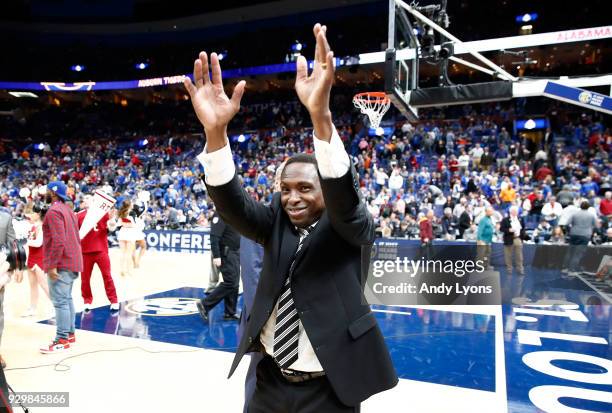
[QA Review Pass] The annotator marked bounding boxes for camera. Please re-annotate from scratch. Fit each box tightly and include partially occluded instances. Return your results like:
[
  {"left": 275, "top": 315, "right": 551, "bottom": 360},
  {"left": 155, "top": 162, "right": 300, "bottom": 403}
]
[{"left": 0, "top": 240, "right": 27, "bottom": 272}]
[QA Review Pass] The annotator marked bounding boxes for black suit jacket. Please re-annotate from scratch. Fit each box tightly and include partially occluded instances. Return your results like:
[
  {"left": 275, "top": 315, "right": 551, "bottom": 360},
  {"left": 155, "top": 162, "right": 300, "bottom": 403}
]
[
  {"left": 206, "top": 167, "right": 398, "bottom": 406},
  {"left": 500, "top": 216, "right": 527, "bottom": 246}
]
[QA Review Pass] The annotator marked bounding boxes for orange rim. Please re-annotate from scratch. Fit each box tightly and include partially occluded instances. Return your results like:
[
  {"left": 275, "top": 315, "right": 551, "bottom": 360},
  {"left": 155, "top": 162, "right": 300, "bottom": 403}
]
[{"left": 353, "top": 92, "right": 389, "bottom": 103}]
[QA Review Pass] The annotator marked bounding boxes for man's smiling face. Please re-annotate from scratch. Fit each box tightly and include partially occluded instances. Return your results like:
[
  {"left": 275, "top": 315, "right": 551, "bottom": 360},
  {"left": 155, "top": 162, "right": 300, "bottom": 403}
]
[{"left": 280, "top": 162, "right": 325, "bottom": 228}]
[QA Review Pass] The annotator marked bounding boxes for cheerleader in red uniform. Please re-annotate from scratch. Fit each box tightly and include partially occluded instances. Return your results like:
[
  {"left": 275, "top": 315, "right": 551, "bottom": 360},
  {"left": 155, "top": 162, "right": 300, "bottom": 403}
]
[{"left": 23, "top": 204, "right": 50, "bottom": 317}]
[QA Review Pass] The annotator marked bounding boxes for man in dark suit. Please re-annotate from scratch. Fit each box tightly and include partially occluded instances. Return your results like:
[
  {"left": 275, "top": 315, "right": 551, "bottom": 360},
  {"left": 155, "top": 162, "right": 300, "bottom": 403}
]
[
  {"left": 499, "top": 206, "right": 526, "bottom": 275},
  {"left": 197, "top": 211, "right": 241, "bottom": 320},
  {"left": 204, "top": 211, "right": 222, "bottom": 294},
  {"left": 185, "top": 23, "right": 397, "bottom": 412}
]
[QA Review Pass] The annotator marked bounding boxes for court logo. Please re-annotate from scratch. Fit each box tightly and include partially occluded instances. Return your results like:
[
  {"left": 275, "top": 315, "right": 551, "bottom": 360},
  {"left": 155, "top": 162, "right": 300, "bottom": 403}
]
[
  {"left": 578, "top": 91, "right": 592, "bottom": 104},
  {"left": 125, "top": 297, "right": 200, "bottom": 316}
]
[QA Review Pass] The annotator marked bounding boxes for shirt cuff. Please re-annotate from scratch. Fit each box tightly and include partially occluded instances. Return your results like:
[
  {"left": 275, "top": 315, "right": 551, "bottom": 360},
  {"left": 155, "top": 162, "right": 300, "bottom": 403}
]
[
  {"left": 196, "top": 143, "right": 236, "bottom": 186},
  {"left": 313, "top": 126, "right": 350, "bottom": 179}
]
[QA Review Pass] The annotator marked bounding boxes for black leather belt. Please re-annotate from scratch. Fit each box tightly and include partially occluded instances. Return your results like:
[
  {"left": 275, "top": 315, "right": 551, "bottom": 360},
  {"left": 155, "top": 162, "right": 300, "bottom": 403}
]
[
  {"left": 265, "top": 355, "right": 326, "bottom": 383},
  {"left": 279, "top": 369, "right": 326, "bottom": 383}
]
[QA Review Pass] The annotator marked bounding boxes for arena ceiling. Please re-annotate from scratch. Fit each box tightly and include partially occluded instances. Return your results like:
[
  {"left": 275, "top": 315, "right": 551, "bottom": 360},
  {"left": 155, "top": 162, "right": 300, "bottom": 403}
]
[
  {"left": 0, "top": 1, "right": 609, "bottom": 83},
  {"left": 1, "top": 0, "right": 379, "bottom": 27},
  {"left": 2, "top": 0, "right": 609, "bottom": 36}
]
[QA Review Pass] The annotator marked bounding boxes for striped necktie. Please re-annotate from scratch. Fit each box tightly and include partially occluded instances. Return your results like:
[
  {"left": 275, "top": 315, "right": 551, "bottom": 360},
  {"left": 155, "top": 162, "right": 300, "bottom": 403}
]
[{"left": 273, "top": 225, "right": 313, "bottom": 370}]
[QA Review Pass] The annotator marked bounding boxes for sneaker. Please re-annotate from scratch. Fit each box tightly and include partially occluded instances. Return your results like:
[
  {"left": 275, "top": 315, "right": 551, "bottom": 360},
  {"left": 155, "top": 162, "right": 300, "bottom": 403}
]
[
  {"left": 110, "top": 303, "right": 120, "bottom": 311},
  {"left": 40, "top": 339, "right": 70, "bottom": 354},
  {"left": 68, "top": 333, "right": 76, "bottom": 344}
]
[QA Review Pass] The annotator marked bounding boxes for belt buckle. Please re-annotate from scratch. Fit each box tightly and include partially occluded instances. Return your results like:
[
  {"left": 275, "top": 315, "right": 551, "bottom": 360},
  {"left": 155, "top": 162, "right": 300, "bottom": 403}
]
[
  {"left": 280, "top": 368, "right": 324, "bottom": 383},
  {"left": 280, "top": 369, "right": 299, "bottom": 378},
  {"left": 280, "top": 370, "right": 301, "bottom": 383}
]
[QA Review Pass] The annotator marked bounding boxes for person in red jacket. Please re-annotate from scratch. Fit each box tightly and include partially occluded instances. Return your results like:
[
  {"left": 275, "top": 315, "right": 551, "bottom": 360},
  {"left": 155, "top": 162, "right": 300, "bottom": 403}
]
[
  {"left": 40, "top": 181, "right": 83, "bottom": 354},
  {"left": 419, "top": 210, "right": 434, "bottom": 246},
  {"left": 448, "top": 155, "right": 459, "bottom": 174},
  {"left": 535, "top": 163, "right": 554, "bottom": 182},
  {"left": 77, "top": 194, "right": 119, "bottom": 312},
  {"left": 600, "top": 191, "right": 612, "bottom": 219}
]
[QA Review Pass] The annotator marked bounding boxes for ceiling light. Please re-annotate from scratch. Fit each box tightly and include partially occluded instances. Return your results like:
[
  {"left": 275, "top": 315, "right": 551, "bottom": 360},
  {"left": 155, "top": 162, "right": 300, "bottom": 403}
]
[{"left": 8, "top": 91, "right": 38, "bottom": 98}]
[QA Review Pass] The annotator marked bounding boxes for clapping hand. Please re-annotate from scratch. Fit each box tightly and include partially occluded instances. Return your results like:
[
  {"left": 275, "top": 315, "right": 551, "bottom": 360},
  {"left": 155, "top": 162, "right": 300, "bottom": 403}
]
[
  {"left": 184, "top": 52, "right": 246, "bottom": 151},
  {"left": 295, "top": 23, "right": 335, "bottom": 141}
]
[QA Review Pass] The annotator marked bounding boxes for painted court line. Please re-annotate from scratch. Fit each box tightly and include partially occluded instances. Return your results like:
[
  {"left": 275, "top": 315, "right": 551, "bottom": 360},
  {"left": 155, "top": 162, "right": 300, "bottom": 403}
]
[
  {"left": 494, "top": 304, "right": 508, "bottom": 413},
  {"left": 371, "top": 309, "right": 412, "bottom": 316}
]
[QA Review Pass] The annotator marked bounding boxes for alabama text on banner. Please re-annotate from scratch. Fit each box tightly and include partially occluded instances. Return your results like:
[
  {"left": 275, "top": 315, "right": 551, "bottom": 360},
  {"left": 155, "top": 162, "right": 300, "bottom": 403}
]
[{"left": 144, "top": 230, "right": 210, "bottom": 253}]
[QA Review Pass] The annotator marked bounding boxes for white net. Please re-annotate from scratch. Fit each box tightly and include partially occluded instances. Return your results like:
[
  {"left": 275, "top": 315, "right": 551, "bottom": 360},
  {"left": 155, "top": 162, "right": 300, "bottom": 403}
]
[{"left": 353, "top": 93, "right": 391, "bottom": 129}]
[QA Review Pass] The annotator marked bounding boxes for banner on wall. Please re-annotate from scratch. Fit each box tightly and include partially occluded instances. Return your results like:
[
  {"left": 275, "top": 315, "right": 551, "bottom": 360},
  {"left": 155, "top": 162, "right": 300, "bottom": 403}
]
[
  {"left": 543, "top": 82, "right": 612, "bottom": 114},
  {"left": 144, "top": 230, "right": 210, "bottom": 253}
]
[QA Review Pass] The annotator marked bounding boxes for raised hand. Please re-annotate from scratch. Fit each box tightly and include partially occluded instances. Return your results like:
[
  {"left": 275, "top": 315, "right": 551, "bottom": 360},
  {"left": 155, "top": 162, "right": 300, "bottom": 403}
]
[
  {"left": 184, "top": 52, "right": 246, "bottom": 150},
  {"left": 295, "top": 23, "right": 335, "bottom": 140}
]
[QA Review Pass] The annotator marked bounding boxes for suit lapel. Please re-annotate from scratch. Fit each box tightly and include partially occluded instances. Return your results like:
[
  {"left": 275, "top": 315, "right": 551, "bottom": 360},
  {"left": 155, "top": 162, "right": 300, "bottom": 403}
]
[
  {"left": 274, "top": 221, "right": 298, "bottom": 289},
  {"left": 291, "top": 212, "right": 327, "bottom": 276}
]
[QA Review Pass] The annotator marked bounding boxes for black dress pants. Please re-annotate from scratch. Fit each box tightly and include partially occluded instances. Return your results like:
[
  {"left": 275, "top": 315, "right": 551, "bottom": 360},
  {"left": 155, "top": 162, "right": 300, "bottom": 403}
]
[
  {"left": 202, "top": 249, "right": 240, "bottom": 316},
  {"left": 248, "top": 356, "right": 359, "bottom": 413}
]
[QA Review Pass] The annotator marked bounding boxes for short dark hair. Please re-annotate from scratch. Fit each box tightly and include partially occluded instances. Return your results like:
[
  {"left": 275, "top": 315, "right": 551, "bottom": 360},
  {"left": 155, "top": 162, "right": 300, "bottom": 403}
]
[
  {"left": 284, "top": 153, "right": 318, "bottom": 169},
  {"left": 580, "top": 201, "right": 590, "bottom": 210}
]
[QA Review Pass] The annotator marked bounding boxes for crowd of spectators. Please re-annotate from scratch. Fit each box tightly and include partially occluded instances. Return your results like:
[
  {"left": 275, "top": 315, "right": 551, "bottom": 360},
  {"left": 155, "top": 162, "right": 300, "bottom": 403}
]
[{"left": 0, "top": 92, "right": 610, "bottom": 247}]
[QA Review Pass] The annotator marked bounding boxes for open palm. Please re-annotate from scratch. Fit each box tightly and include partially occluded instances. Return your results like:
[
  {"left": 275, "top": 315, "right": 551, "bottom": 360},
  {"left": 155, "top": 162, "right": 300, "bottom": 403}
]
[
  {"left": 184, "top": 52, "right": 245, "bottom": 133},
  {"left": 295, "top": 24, "right": 335, "bottom": 116}
]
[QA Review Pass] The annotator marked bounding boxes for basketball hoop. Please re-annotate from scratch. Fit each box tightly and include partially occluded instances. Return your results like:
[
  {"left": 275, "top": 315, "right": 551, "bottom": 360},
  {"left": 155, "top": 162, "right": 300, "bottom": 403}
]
[{"left": 353, "top": 92, "right": 391, "bottom": 130}]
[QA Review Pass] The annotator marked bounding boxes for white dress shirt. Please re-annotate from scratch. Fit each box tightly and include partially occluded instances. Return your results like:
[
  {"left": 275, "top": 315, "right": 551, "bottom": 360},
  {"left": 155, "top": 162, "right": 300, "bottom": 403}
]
[
  {"left": 388, "top": 173, "right": 404, "bottom": 190},
  {"left": 541, "top": 202, "right": 563, "bottom": 221},
  {"left": 197, "top": 126, "right": 350, "bottom": 372},
  {"left": 510, "top": 216, "right": 522, "bottom": 237},
  {"left": 458, "top": 154, "right": 470, "bottom": 168},
  {"left": 470, "top": 146, "right": 484, "bottom": 160}
]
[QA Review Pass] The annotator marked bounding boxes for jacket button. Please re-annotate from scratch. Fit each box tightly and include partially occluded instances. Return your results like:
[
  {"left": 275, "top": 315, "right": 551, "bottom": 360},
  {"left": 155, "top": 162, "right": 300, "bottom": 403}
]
[{"left": 248, "top": 337, "right": 253, "bottom": 344}]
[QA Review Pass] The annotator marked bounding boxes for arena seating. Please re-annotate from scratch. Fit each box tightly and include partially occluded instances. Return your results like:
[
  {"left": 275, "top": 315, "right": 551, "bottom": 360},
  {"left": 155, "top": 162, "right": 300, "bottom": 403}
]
[{"left": 1, "top": 95, "right": 610, "bottom": 244}]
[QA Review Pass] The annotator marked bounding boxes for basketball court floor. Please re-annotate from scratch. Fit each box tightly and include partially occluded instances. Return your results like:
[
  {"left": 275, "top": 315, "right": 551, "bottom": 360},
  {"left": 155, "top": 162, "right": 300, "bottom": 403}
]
[{"left": 3, "top": 249, "right": 611, "bottom": 412}]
